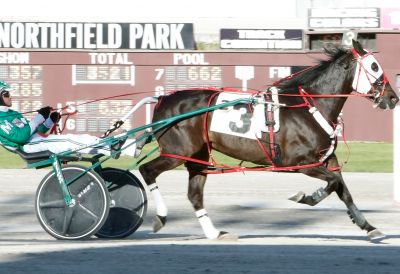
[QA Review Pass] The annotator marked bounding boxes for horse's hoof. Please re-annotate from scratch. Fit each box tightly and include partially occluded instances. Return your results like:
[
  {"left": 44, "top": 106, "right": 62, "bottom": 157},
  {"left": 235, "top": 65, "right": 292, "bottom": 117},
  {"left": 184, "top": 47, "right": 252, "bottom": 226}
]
[
  {"left": 368, "top": 229, "right": 386, "bottom": 242},
  {"left": 288, "top": 191, "right": 306, "bottom": 203},
  {"left": 153, "top": 215, "right": 167, "bottom": 233},
  {"left": 217, "top": 231, "right": 238, "bottom": 241}
]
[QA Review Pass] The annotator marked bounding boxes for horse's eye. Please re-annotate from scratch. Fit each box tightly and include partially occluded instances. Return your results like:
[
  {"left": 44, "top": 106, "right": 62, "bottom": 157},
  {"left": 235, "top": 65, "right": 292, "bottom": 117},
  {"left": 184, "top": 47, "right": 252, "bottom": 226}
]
[{"left": 371, "top": 62, "right": 379, "bottom": 72}]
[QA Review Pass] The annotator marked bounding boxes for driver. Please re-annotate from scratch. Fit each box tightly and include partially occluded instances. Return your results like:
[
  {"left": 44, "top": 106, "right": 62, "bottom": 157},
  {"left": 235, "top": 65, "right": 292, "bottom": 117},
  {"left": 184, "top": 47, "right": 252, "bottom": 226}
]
[{"left": 0, "top": 81, "right": 130, "bottom": 158}]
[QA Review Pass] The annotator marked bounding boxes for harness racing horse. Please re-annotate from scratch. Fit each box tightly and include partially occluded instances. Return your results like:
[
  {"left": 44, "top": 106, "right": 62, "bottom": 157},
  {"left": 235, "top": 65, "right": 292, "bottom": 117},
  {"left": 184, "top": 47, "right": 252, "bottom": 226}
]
[{"left": 139, "top": 40, "right": 399, "bottom": 241}]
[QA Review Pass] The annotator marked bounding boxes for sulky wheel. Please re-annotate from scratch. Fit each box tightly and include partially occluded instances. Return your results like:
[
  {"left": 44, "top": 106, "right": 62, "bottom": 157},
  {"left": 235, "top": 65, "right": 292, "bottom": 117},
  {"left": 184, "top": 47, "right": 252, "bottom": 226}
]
[
  {"left": 35, "top": 165, "right": 110, "bottom": 240},
  {"left": 95, "top": 167, "right": 147, "bottom": 239}
]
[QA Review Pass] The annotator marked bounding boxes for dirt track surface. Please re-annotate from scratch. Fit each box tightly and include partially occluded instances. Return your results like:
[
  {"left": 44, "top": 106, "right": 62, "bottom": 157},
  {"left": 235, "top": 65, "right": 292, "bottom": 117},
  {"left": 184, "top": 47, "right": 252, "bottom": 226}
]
[{"left": 1, "top": 169, "right": 400, "bottom": 274}]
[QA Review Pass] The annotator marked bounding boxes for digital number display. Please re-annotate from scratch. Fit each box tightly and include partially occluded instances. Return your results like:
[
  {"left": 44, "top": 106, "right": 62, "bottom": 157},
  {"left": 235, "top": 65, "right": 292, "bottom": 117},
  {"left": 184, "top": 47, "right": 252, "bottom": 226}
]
[
  {"left": 72, "top": 65, "right": 135, "bottom": 85},
  {"left": 8, "top": 83, "right": 43, "bottom": 97},
  {"left": 0, "top": 65, "right": 42, "bottom": 80},
  {"left": 164, "top": 66, "right": 222, "bottom": 91},
  {"left": 59, "top": 99, "right": 133, "bottom": 133},
  {"left": 0, "top": 65, "right": 43, "bottom": 117}
]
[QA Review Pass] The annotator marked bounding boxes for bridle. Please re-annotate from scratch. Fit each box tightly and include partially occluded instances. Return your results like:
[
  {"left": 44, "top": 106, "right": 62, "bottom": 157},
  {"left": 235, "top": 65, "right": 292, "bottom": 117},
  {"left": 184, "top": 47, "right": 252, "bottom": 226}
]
[{"left": 351, "top": 48, "right": 388, "bottom": 104}]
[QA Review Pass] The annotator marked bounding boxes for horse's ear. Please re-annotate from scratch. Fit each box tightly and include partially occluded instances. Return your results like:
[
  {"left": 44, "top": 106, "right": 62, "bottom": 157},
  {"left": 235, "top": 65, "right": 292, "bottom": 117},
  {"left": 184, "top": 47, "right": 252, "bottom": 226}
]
[{"left": 352, "top": 39, "right": 367, "bottom": 56}]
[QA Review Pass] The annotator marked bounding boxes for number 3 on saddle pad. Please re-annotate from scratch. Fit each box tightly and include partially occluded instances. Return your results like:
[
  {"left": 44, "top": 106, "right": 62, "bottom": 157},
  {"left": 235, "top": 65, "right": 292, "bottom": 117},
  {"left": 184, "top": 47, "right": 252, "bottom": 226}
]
[{"left": 210, "top": 92, "right": 267, "bottom": 139}]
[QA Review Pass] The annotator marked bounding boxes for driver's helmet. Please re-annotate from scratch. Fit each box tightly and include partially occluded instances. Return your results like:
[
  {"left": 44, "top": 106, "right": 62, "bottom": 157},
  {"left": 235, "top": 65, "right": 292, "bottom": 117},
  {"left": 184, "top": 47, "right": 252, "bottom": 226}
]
[{"left": 0, "top": 81, "right": 12, "bottom": 106}]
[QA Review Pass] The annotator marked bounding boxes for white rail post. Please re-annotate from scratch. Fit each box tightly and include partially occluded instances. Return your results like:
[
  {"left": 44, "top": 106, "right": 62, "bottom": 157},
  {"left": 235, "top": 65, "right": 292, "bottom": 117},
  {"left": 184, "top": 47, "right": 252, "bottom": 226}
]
[{"left": 394, "top": 105, "right": 400, "bottom": 204}]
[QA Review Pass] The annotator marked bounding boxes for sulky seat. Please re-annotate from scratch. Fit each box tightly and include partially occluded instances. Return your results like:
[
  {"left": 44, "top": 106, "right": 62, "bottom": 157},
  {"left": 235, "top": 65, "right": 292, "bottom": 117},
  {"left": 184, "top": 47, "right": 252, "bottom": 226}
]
[{"left": 14, "top": 149, "right": 53, "bottom": 165}]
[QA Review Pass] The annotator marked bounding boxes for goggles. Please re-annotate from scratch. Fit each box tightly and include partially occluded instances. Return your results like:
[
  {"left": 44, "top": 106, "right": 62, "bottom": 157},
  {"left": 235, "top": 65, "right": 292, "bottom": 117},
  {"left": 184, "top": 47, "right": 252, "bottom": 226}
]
[{"left": 0, "top": 90, "right": 10, "bottom": 98}]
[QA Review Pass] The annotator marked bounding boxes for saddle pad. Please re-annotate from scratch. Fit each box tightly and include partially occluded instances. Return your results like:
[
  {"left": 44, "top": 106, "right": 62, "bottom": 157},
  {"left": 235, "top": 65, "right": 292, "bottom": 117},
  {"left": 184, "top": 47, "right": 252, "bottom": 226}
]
[{"left": 210, "top": 92, "right": 266, "bottom": 140}]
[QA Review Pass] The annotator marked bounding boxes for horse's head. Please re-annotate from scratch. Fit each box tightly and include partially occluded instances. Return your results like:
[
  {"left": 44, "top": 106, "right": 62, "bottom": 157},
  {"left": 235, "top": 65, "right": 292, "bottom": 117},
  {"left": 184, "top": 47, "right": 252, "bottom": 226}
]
[{"left": 351, "top": 40, "right": 399, "bottom": 109}]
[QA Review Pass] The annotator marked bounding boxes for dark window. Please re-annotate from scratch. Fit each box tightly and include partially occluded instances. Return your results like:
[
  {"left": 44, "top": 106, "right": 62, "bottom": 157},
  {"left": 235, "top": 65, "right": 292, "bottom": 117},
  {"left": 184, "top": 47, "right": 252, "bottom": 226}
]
[{"left": 309, "top": 33, "right": 376, "bottom": 50}]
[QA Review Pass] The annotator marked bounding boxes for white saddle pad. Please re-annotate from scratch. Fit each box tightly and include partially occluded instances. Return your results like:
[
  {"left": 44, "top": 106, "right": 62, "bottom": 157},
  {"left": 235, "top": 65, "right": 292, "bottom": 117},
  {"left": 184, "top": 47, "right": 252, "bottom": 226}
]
[{"left": 210, "top": 92, "right": 280, "bottom": 140}]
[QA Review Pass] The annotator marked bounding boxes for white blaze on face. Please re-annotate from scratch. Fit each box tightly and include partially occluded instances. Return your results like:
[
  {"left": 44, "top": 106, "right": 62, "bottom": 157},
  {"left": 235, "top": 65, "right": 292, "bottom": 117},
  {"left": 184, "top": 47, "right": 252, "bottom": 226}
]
[{"left": 352, "top": 53, "right": 384, "bottom": 94}]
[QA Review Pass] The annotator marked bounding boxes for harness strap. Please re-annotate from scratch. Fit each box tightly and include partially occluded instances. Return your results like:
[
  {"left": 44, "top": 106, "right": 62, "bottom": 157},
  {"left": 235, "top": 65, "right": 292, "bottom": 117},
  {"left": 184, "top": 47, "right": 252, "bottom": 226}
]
[
  {"left": 299, "top": 87, "right": 335, "bottom": 138},
  {"left": 160, "top": 152, "right": 326, "bottom": 174},
  {"left": 202, "top": 91, "right": 221, "bottom": 166},
  {"left": 254, "top": 135, "right": 274, "bottom": 164},
  {"left": 298, "top": 86, "right": 339, "bottom": 162},
  {"left": 160, "top": 88, "right": 344, "bottom": 174},
  {"left": 160, "top": 153, "right": 216, "bottom": 167},
  {"left": 264, "top": 92, "right": 276, "bottom": 159}
]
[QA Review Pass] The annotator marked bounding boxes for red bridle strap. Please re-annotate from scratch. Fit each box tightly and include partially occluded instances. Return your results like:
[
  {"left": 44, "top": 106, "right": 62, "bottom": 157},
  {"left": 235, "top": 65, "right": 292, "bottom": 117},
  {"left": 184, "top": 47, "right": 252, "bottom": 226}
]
[{"left": 351, "top": 48, "right": 388, "bottom": 97}]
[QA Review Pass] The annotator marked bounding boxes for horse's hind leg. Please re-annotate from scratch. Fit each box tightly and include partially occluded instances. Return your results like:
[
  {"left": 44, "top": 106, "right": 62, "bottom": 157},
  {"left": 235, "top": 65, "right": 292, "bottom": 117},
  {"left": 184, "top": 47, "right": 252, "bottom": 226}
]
[
  {"left": 187, "top": 168, "right": 238, "bottom": 240},
  {"left": 139, "top": 156, "right": 184, "bottom": 232}
]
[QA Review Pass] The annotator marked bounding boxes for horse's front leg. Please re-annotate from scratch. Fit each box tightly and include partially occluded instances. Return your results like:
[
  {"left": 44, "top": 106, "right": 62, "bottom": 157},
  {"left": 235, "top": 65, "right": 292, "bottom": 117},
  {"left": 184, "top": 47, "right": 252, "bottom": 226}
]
[
  {"left": 290, "top": 155, "right": 385, "bottom": 241},
  {"left": 328, "top": 157, "right": 385, "bottom": 240},
  {"left": 187, "top": 169, "right": 238, "bottom": 240},
  {"left": 288, "top": 165, "right": 340, "bottom": 206},
  {"left": 335, "top": 176, "right": 385, "bottom": 241}
]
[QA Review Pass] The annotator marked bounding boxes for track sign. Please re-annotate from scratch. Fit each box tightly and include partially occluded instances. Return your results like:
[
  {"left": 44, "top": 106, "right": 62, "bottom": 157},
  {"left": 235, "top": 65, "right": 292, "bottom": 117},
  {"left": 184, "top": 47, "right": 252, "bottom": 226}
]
[{"left": 0, "top": 22, "right": 195, "bottom": 50}]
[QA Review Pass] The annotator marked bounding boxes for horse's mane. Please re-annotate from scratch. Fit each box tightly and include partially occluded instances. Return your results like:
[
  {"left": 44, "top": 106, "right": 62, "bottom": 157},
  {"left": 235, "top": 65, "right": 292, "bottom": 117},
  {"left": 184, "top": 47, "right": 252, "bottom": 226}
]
[{"left": 277, "top": 46, "right": 350, "bottom": 91}]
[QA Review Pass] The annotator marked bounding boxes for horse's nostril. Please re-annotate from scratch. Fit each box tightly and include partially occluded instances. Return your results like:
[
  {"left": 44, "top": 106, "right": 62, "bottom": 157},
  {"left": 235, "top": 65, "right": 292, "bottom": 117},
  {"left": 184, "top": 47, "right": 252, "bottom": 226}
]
[{"left": 391, "top": 96, "right": 399, "bottom": 105}]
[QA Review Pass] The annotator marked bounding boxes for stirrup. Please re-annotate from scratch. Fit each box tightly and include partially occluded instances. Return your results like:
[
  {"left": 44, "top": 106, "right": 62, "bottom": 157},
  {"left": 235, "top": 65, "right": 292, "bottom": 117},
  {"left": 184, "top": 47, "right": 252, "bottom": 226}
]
[{"left": 111, "top": 138, "right": 127, "bottom": 159}]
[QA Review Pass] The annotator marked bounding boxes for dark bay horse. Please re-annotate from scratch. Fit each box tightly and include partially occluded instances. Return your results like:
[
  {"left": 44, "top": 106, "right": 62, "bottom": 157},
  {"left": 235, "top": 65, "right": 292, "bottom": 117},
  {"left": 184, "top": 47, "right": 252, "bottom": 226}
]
[{"left": 139, "top": 40, "right": 399, "bottom": 241}]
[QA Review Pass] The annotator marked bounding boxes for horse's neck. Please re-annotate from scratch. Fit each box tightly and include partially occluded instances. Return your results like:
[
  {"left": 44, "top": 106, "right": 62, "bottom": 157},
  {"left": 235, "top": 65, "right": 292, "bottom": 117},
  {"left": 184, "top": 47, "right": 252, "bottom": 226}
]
[
  {"left": 310, "top": 67, "right": 352, "bottom": 123},
  {"left": 315, "top": 96, "right": 347, "bottom": 123}
]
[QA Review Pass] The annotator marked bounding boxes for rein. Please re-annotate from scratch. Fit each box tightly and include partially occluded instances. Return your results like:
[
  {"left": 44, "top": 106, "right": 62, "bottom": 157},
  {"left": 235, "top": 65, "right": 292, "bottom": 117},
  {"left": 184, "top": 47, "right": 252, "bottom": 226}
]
[
  {"left": 8, "top": 90, "right": 157, "bottom": 118},
  {"left": 44, "top": 90, "right": 158, "bottom": 134}
]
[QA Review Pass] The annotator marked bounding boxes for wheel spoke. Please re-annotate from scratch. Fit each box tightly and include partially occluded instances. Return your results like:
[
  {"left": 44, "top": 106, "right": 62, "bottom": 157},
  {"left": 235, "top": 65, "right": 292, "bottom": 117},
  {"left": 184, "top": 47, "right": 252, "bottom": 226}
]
[
  {"left": 62, "top": 208, "right": 75, "bottom": 235},
  {"left": 79, "top": 204, "right": 100, "bottom": 222},
  {"left": 40, "top": 199, "right": 67, "bottom": 208},
  {"left": 133, "top": 201, "right": 146, "bottom": 212}
]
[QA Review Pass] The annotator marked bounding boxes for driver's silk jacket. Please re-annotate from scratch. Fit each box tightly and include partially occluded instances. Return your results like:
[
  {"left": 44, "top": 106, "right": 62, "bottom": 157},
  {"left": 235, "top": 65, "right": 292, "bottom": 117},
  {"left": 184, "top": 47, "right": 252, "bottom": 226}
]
[{"left": 0, "top": 106, "right": 49, "bottom": 150}]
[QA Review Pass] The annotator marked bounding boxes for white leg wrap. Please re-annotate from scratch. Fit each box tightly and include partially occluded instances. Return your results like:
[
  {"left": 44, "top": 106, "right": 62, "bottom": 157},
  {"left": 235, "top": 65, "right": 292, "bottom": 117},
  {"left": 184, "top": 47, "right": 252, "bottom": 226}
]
[
  {"left": 195, "top": 209, "right": 220, "bottom": 239},
  {"left": 148, "top": 183, "right": 168, "bottom": 216}
]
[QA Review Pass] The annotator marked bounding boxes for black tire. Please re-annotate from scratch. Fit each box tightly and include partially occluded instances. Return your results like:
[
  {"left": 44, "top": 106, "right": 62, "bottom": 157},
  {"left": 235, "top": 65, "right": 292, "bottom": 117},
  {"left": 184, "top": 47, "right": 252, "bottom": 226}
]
[
  {"left": 95, "top": 168, "right": 147, "bottom": 238},
  {"left": 35, "top": 165, "right": 110, "bottom": 240}
]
